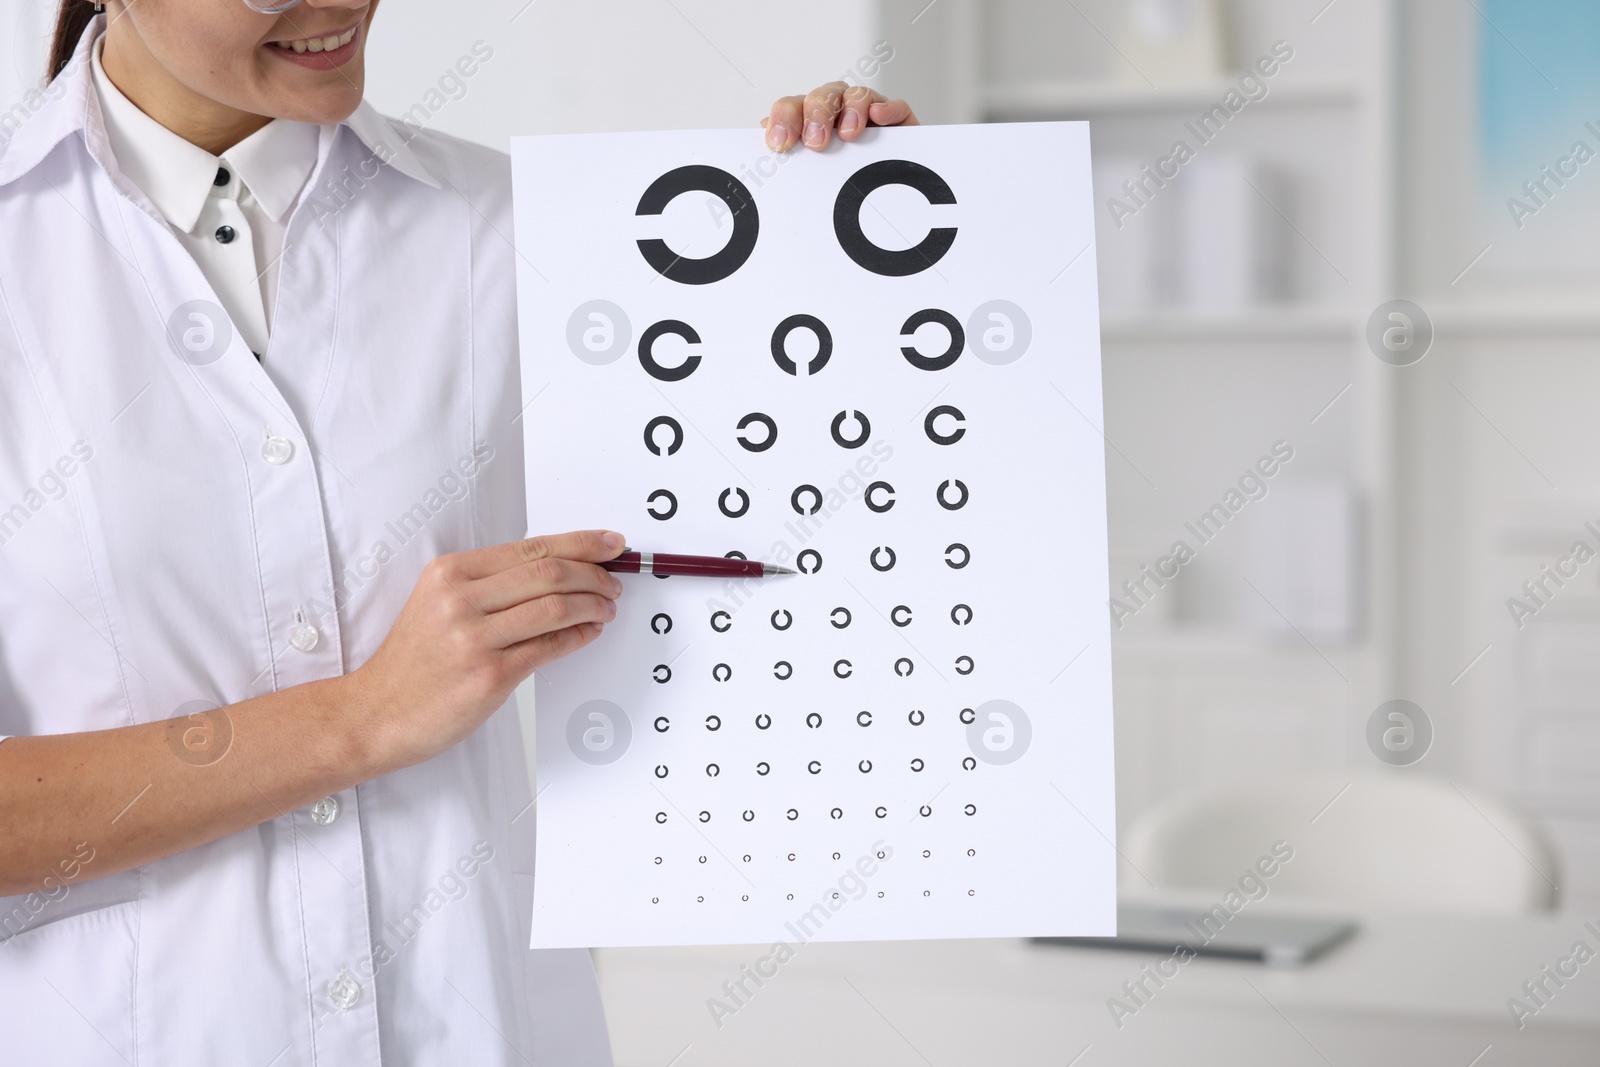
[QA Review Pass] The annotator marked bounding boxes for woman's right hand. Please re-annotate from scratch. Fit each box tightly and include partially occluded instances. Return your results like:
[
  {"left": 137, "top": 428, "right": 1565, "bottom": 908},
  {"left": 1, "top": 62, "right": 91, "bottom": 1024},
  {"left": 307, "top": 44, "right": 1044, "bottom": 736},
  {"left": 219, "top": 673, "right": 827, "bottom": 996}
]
[{"left": 352, "top": 529, "right": 627, "bottom": 769}]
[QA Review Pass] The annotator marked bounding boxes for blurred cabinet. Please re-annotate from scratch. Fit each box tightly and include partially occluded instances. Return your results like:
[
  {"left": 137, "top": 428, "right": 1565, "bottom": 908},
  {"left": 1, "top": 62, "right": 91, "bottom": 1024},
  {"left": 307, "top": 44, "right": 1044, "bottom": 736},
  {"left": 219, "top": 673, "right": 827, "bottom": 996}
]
[{"left": 874, "top": 0, "right": 1400, "bottom": 838}]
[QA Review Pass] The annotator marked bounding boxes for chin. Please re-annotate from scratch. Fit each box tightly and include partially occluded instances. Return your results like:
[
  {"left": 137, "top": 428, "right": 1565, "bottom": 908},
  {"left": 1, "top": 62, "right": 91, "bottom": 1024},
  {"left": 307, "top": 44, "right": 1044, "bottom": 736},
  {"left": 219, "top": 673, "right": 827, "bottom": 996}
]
[{"left": 278, "top": 83, "right": 367, "bottom": 126}]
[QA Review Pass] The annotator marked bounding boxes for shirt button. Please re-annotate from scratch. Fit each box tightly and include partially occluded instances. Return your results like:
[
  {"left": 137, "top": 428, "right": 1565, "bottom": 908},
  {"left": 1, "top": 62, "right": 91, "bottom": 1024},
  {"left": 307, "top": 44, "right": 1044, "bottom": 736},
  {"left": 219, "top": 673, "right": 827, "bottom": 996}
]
[
  {"left": 327, "top": 968, "right": 361, "bottom": 1011},
  {"left": 213, "top": 166, "right": 231, "bottom": 187},
  {"left": 309, "top": 795, "right": 340, "bottom": 826},
  {"left": 290, "top": 619, "right": 320, "bottom": 652},
  {"left": 261, "top": 435, "right": 294, "bottom": 464},
  {"left": 215, "top": 225, "right": 236, "bottom": 244}
]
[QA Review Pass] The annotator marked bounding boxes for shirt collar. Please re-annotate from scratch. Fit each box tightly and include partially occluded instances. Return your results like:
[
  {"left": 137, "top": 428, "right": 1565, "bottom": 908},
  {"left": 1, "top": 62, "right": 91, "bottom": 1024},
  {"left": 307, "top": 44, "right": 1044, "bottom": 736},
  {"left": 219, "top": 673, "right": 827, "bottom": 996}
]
[{"left": 0, "top": 14, "right": 442, "bottom": 198}]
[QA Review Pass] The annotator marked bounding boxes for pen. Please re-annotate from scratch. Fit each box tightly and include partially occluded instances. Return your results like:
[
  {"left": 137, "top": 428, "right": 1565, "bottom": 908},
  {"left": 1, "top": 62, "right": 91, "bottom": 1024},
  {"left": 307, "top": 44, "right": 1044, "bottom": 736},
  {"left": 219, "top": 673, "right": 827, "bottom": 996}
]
[{"left": 601, "top": 551, "right": 797, "bottom": 578}]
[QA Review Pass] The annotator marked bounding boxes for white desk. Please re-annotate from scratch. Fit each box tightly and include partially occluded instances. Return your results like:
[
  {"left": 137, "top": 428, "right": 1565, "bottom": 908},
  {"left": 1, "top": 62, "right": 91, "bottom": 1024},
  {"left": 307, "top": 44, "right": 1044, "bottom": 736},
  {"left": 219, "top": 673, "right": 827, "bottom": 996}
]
[{"left": 594, "top": 904, "right": 1600, "bottom": 1066}]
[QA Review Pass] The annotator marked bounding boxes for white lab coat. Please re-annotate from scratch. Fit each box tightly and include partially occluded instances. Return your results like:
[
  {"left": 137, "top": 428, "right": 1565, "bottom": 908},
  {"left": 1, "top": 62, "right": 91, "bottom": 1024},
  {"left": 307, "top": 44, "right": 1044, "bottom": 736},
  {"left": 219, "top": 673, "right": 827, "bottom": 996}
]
[{"left": 0, "top": 18, "right": 611, "bottom": 1066}]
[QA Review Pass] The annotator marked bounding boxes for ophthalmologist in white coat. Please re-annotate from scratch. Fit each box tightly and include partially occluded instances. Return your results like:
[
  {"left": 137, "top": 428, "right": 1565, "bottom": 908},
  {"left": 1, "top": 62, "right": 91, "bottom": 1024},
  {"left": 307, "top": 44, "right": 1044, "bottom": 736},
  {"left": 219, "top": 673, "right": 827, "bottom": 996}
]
[{"left": 0, "top": 1, "right": 917, "bottom": 1063}]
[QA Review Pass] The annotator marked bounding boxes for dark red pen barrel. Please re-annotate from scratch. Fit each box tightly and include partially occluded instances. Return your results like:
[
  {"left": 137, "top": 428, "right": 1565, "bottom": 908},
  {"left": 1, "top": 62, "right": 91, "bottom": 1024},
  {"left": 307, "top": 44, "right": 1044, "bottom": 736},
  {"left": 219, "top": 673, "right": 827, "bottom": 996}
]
[
  {"left": 651, "top": 553, "right": 764, "bottom": 578},
  {"left": 600, "top": 552, "right": 765, "bottom": 578}
]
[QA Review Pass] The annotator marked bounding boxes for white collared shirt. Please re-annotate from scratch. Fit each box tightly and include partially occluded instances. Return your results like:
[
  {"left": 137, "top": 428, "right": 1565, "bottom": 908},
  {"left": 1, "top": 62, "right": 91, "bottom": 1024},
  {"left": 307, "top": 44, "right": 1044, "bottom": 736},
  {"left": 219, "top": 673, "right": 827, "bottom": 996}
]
[
  {"left": 0, "top": 17, "right": 610, "bottom": 1066},
  {"left": 90, "top": 33, "right": 316, "bottom": 356}
]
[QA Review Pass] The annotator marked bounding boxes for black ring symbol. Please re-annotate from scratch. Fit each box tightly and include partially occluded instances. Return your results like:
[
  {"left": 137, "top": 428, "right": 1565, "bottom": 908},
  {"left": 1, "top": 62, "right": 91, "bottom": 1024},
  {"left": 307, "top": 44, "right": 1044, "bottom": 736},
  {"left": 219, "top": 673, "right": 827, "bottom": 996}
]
[
  {"left": 786, "top": 809, "right": 799, "bottom": 821},
  {"left": 771, "top": 609, "right": 793, "bottom": 631},
  {"left": 834, "top": 659, "right": 853, "bottom": 679},
  {"left": 856, "top": 710, "right": 873, "bottom": 727},
  {"left": 870, "top": 546, "right": 897, "bottom": 572},
  {"left": 711, "top": 664, "right": 732, "bottom": 683},
  {"left": 806, "top": 712, "right": 824, "bottom": 729},
  {"left": 859, "top": 760, "right": 873, "bottom": 773},
  {"left": 791, "top": 484, "right": 823, "bottom": 516},
  {"left": 895, "top": 658, "right": 915, "bottom": 677},
  {"left": 706, "top": 763, "right": 720, "bottom": 777},
  {"left": 755, "top": 714, "right": 772, "bottom": 730},
  {"left": 875, "top": 806, "right": 887, "bottom": 818},
  {"left": 951, "top": 603, "right": 973, "bottom": 626},
  {"left": 965, "top": 804, "right": 977, "bottom": 816},
  {"left": 736, "top": 412, "right": 778, "bottom": 452},
  {"left": 699, "top": 811, "right": 711, "bottom": 823},
  {"left": 705, "top": 714, "right": 722, "bottom": 730},
  {"left": 636, "top": 165, "right": 759, "bottom": 285},
  {"left": 654, "top": 716, "right": 670, "bottom": 732},
  {"left": 908, "top": 709, "right": 925, "bottom": 725},
  {"left": 955, "top": 655, "right": 975, "bottom": 675},
  {"left": 710, "top": 611, "right": 731, "bottom": 633},
  {"left": 919, "top": 805, "right": 932, "bottom": 817},
  {"left": 647, "top": 489, "right": 678, "bottom": 520},
  {"left": 638, "top": 320, "right": 702, "bottom": 382},
  {"left": 743, "top": 810, "right": 754, "bottom": 821},
  {"left": 834, "top": 159, "right": 958, "bottom": 277},
  {"left": 901, "top": 309, "right": 966, "bottom": 371},
  {"left": 773, "top": 661, "right": 792, "bottom": 680},
  {"left": 718, "top": 488, "right": 751, "bottom": 518},
  {"left": 865, "top": 481, "right": 895, "bottom": 513},
  {"left": 655, "top": 812, "right": 667, "bottom": 824},
  {"left": 830, "top": 410, "right": 872, "bottom": 449},
  {"left": 936, "top": 479, "right": 969, "bottom": 510},
  {"left": 924, "top": 404, "right": 966, "bottom": 445},
  {"left": 651, "top": 612, "right": 673, "bottom": 635},
  {"left": 959, "top": 707, "right": 976, "bottom": 724},
  {"left": 808, "top": 760, "right": 822, "bottom": 774},
  {"left": 962, "top": 756, "right": 977, "bottom": 771},
  {"left": 830, "top": 607, "right": 852, "bottom": 629},
  {"left": 831, "top": 807, "right": 843, "bottom": 820},
  {"left": 725, "top": 550, "right": 747, "bottom": 560},
  {"left": 771, "top": 314, "right": 833, "bottom": 376},
  {"left": 643, "top": 415, "right": 684, "bottom": 456},
  {"left": 796, "top": 549, "right": 822, "bottom": 574},
  {"left": 655, "top": 764, "right": 669, "bottom": 778},
  {"left": 890, "top": 605, "right": 912, "bottom": 627},
  {"left": 945, "top": 542, "right": 971, "bottom": 569},
  {"left": 757, "top": 762, "right": 771, "bottom": 775},
  {"left": 910, "top": 757, "right": 925, "bottom": 772},
  {"left": 652, "top": 664, "right": 672, "bottom": 683}
]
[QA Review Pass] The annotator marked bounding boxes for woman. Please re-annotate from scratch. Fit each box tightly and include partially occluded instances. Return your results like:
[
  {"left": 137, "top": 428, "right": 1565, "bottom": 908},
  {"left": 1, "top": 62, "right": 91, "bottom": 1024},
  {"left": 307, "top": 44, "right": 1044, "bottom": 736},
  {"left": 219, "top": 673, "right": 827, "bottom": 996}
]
[{"left": 0, "top": 1, "right": 916, "bottom": 1062}]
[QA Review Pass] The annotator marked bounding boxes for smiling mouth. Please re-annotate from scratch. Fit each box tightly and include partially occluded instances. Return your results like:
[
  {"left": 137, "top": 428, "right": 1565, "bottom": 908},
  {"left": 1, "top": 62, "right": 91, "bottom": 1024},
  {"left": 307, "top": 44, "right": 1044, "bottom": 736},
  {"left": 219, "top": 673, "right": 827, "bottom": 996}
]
[{"left": 270, "top": 24, "right": 359, "bottom": 54}]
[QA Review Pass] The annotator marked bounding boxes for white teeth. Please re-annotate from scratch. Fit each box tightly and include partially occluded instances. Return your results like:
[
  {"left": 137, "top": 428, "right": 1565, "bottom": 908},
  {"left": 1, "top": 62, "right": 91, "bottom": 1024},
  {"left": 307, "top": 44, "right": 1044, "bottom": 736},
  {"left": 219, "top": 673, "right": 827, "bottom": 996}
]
[{"left": 275, "top": 28, "right": 355, "bottom": 54}]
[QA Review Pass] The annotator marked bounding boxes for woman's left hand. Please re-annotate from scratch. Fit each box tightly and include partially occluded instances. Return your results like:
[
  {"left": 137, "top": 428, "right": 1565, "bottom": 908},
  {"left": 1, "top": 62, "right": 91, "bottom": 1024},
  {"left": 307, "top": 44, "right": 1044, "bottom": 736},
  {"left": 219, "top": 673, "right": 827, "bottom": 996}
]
[{"left": 764, "top": 83, "right": 918, "bottom": 153}]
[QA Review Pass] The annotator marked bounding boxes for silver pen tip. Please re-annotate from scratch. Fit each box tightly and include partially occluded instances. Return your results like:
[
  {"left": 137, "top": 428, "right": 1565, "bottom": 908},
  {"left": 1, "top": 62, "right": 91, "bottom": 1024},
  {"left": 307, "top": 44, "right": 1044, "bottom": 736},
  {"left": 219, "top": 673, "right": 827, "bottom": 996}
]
[{"left": 763, "top": 563, "right": 798, "bottom": 576}]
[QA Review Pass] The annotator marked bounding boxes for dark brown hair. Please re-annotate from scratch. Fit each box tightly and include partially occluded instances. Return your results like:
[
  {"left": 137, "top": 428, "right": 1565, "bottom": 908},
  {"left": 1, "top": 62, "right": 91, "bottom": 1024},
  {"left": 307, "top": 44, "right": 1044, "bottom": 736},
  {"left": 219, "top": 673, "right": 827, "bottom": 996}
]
[{"left": 49, "top": 1, "right": 97, "bottom": 83}]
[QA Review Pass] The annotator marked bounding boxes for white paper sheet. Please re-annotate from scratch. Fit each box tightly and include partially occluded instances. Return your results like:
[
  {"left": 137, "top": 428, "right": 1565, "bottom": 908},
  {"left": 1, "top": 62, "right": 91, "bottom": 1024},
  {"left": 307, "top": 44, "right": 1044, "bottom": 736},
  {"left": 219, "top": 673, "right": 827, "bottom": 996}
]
[{"left": 513, "top": 124, "right": 1114, "bottom": 948}]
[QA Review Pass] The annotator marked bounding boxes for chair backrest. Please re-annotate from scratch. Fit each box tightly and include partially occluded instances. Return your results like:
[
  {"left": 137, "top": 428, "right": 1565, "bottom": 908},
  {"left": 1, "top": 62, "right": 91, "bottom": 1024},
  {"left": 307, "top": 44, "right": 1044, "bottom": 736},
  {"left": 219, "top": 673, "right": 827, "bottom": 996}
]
[{"left": 1120, "top": 774, "right": 1560, "bottom": 913}]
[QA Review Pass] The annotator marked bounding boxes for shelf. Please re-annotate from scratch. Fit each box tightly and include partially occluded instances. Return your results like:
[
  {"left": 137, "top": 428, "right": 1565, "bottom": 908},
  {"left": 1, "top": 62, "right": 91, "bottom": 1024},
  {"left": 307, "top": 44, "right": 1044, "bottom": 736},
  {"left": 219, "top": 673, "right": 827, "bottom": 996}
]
[
  {"left": 980, "top": 78, "right": 1363, "bottom": 119},
  {"left": 1424, "top": 297, "right": 1600, "bottom": 337},
  {"left": 1099, "top": 306, "right": 1355, "bottom": 342},
  {"left": 1111, "top": 623, "right": 1367, "bottom": 666}
]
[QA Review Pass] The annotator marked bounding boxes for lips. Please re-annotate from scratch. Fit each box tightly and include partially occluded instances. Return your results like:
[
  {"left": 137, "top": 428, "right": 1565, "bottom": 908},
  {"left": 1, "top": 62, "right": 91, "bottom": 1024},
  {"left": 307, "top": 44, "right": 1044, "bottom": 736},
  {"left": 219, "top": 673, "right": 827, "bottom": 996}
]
[{"left": 267, "top": 21, "right": 362, "bottom": 70}]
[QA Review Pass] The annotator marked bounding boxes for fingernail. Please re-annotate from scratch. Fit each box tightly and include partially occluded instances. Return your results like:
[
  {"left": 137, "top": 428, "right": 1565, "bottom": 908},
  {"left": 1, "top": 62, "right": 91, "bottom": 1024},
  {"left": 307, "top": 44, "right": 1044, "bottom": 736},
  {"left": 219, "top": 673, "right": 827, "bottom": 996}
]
[
  {"left": 607, "top": 599, "right": 618, "bottom": 618},
  {"left": 611, "top": 579, "right": 624, "bottom": 597},
  {"left": 804, "top": 122, "right": 825, "bottom": 147},
  {"left": 840, "top": 111, "right": 861, "bottom": 135},
  {"left": 767, "top": 123, "right": 789, "bottom": 150},
  {"left": 602, "top": 531, "right": 625, "bottom": 549}
]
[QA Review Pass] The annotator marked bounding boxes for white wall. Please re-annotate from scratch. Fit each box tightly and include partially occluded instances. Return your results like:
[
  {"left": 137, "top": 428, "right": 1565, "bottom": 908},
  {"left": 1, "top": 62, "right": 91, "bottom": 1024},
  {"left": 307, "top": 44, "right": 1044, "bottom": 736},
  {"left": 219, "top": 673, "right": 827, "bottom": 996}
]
[{"left": 362, "top": 0, "right": 877, "bottom": 148}]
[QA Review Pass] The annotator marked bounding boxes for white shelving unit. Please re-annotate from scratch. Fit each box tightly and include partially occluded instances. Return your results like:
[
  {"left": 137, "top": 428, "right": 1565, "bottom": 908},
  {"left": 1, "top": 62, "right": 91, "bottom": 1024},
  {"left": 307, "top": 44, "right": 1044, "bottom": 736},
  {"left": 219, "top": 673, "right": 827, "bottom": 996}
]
[{"left": 876, "top": 0, "right": 1401, "bottom": 831}]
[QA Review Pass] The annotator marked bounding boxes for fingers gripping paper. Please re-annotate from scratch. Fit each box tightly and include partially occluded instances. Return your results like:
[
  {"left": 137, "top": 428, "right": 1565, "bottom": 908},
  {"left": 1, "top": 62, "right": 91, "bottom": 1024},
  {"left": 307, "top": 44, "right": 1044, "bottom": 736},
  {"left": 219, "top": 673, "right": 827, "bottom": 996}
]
[{"left": 512, "top": 124, "right": 1114, "bottom": 948}]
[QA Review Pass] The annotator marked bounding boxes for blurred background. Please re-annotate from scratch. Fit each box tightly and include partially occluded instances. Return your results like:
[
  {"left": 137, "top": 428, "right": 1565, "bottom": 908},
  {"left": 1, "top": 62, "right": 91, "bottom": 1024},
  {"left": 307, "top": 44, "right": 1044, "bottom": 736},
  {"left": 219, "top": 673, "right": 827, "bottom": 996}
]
[{"left": 10, "top": 0, "right": 1600, "bottom": 1062}]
